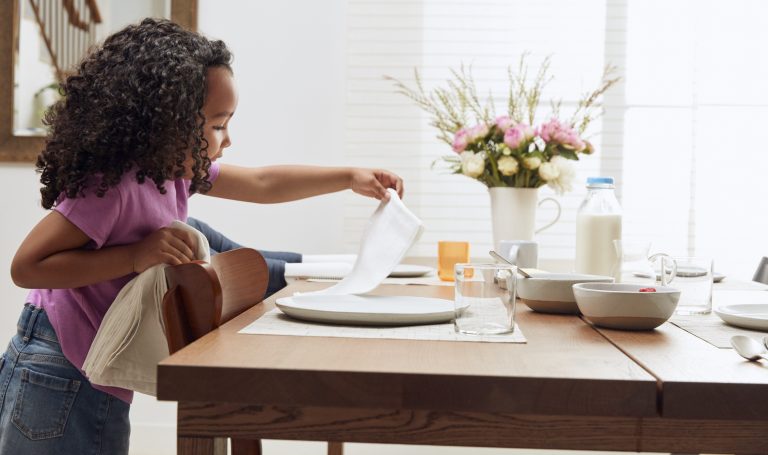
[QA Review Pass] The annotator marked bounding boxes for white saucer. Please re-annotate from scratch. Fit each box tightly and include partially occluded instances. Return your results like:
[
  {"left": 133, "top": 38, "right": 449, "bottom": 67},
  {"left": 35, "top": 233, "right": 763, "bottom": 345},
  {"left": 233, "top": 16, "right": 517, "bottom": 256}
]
[
  {"left": 276, "top": 294, "right": 459, "bottom": 326},
  {"left": 715, "top": 304, "right": 768, "bottom": 331},
  {"left": 389, "top": 264, "right": 434, "bottom": 278}
]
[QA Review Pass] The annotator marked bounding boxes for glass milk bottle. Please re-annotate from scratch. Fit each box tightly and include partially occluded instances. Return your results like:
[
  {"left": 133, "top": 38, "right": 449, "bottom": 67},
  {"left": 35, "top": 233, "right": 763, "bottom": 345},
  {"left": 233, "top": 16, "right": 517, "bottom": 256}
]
[{"left": 575, "top": 177, "right": 622, "bottom": 278}]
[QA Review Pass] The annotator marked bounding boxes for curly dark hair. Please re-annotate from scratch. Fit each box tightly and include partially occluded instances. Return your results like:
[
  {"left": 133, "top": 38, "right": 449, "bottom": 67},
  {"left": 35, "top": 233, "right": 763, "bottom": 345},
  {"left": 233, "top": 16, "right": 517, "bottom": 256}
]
[{"left": 37, "top": 18, "right": 233, "bottom": 209}]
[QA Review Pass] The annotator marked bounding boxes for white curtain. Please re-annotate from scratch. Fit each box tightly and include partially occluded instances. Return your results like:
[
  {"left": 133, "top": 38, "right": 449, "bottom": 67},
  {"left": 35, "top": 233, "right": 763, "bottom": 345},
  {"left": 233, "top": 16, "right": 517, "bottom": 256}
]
[{"left": 344, "top": 0, "right": 767, "bottom": 279}]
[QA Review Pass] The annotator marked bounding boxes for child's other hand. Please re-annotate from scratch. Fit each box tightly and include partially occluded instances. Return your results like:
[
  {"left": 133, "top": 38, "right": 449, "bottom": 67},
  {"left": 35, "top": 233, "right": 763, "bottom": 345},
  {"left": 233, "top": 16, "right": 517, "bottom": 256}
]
[
  {"left": 350, "top": 168, "right": 404, "bottom": 201},
  {"left": 130, "top": 227, "right": 199, "bottom": 273}
]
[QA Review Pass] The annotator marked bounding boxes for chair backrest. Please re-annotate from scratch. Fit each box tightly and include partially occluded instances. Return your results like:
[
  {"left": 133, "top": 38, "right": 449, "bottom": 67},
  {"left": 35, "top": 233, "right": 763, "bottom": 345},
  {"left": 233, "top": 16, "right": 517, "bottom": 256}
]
[
  {"left": 162, "top": 247, "right": 269, "bottom": 354},
  {"left": 213, "top": 248, "right": 270, "bottom": 324},
  {"left": 754, "top": 256, "right": 768, "bottom": 285}
]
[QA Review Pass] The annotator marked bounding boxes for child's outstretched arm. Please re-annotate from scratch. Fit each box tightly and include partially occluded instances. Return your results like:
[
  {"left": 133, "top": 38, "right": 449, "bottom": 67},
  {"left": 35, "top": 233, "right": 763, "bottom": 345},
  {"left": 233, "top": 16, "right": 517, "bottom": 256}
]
[
  {"left": 206, "top": 164, "right": 404, "bottom": 203},
  {"left": 11, "top": 212, "right": 199, "bottom": 289}
]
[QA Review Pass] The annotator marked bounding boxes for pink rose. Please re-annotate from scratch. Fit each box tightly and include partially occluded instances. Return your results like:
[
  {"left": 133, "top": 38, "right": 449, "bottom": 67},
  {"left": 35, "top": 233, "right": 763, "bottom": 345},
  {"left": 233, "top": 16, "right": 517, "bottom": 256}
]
[
  {"left": 536, "top": 119, "right": 585, "bottom": 152},
  {"left": 452, "top": 128, "right": 470, "bottom": 153},
  {"left": 495, "top": 116, "right": 514, "bottom": 133},
  {"left": 503, "top": 123, "right": 533, "bottom": 149},
  {"left": 520, "top": 123, "right": 534, "bottom": 139},
  {"left": 468, "top": 123, "right": 490, "bottom": 142},
  {"left": 503, "top": 127, "right": 524, "bottom": 149}
]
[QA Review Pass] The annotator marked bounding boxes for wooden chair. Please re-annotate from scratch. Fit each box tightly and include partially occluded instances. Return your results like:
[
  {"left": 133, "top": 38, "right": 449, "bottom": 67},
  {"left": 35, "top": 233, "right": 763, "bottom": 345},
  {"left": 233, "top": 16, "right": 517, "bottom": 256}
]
[{"left": 161, "top": 247, "right": 343, "bottom": 455}]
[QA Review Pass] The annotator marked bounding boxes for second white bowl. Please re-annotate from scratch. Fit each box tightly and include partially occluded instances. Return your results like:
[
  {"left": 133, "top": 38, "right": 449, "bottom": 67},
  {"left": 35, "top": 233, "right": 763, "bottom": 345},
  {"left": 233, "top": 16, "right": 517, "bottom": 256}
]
[{"left": 573, "top": 283, "right": 681, "bottom": 330}]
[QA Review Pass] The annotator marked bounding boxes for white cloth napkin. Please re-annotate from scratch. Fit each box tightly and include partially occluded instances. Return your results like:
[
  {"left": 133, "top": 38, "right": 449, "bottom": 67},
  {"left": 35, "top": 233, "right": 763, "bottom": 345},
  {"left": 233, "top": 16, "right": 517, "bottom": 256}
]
[
  {"left": 83, "top": 220, "right": 210, "bottom": 396},
  {"left": 300, "top": 189, "right": 423, "bottom": 296}
]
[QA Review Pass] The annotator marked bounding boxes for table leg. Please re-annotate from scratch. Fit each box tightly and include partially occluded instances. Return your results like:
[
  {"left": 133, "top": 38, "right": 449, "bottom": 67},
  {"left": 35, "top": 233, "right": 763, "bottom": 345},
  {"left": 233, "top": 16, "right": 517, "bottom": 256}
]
[
  {"left": 177, "top": 436, "right": 227, "bottom": 455},
  {"left": 327, "top": 441, "right": 344, "bottom": 455}
]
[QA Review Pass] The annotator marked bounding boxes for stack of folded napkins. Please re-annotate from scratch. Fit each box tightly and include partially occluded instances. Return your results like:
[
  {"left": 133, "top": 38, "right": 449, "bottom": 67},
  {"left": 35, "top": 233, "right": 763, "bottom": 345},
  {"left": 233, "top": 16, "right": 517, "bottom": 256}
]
[
  {"left": 284, "top": 254, "right": 357, "bottom": 280},
  {"left": 83, "top": 220, "right": 209, "bottom": 396}
]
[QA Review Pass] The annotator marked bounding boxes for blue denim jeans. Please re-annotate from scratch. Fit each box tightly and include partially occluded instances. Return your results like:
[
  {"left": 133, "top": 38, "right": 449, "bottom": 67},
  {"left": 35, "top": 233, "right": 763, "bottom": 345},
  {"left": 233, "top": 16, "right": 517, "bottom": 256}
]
[
  {"left": 0, "top": 304, "right": 130, "bottom": 455},
  {"left": 187, "top": 217, "right": 302, "bottom": 297}
]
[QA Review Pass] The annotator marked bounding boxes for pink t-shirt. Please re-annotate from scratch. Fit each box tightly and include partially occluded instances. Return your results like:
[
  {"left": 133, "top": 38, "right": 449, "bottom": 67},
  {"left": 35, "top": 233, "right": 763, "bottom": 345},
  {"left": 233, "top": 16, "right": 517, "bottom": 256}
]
[{"left": 26, "top": 163, "right": 220, "bottom": 403}]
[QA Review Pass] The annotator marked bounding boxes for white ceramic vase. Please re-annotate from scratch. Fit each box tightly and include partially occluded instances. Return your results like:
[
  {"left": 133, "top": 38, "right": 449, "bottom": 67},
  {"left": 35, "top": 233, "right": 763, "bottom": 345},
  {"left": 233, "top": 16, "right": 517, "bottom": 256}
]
[{"left": 488, "top": 187, "right": 561, "bottom": 251}]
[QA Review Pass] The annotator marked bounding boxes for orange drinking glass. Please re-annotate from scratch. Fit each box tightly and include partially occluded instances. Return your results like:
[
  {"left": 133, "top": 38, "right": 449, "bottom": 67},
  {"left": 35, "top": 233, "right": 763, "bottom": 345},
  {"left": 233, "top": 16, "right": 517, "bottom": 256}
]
[{"left": 438, "top": 241, "right": 470, "bottom": 281}]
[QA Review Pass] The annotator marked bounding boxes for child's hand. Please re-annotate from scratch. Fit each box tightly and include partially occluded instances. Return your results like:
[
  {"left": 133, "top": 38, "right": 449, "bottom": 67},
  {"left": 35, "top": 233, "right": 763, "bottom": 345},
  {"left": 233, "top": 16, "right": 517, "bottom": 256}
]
[
  {"left": 130, "top": 227, "right": 199, "bottom": 273},
  {"left": 350, "top": 168, "right": 404, "bottom": 201}
]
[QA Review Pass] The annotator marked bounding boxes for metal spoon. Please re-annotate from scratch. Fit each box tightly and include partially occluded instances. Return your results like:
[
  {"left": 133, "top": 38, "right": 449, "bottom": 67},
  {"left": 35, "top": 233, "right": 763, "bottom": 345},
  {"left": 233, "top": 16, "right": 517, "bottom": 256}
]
[
  {"left": 730, "top": 335, "right": 768, "bottom": 362},
  {"left": 489, "top": 250, "right": 532, "bottom": 278}
]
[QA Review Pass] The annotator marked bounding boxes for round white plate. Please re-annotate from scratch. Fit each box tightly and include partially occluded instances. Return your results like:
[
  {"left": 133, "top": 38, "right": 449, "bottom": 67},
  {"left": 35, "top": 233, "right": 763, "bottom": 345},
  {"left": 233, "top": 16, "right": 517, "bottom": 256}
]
[
  {"left": 388, "top": 264, "right": 435, "bottom": 278},
  {"left": 715, "top": 304, "right": 768, "bottom": 331},
  {"left": 633, "top": 271, "right": 726, "bottom": 283},
  {"left": 276, "top": 294, "right": 459, "bottom": 326}
]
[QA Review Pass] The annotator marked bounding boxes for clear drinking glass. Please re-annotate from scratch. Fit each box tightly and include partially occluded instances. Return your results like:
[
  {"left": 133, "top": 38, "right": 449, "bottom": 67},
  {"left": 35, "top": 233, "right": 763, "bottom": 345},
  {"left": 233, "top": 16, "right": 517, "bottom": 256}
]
[
  {"left": 671, "top": 256, "right": 714, "bottom": 315},
  {"left": 613, "top": 240, "right": 677, "bottom": 286},
  {"left": 454, "top": 263, "right": 516, "bottom": 335}
]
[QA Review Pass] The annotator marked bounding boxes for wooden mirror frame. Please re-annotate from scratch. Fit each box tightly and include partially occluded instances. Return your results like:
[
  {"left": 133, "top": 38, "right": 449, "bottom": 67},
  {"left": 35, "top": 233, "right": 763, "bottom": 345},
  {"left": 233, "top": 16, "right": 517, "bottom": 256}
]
[{"left": 0, "top": 0, "right": 198, "bottom": 162}]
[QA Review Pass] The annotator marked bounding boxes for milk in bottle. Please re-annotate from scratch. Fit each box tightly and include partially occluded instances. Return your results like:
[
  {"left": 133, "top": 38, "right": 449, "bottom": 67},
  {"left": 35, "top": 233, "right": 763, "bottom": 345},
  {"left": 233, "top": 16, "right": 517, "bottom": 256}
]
[{"left": 575, "top": 177, "right": 622, "bottom": 278}]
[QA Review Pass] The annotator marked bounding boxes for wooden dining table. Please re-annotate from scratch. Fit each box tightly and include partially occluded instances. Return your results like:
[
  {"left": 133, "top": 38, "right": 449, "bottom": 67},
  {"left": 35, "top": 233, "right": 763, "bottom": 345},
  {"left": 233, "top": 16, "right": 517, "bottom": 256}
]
[{"left": 157, "top": 274, "right": 768, "bottom": 455}]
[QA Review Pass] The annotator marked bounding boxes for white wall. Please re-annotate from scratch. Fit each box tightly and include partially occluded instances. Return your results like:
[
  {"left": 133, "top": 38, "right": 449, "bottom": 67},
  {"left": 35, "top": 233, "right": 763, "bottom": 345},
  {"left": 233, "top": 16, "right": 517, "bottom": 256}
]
[
  {"left": 0, "top": 165, "right": 43, "bottom": 337},
  {"left": 188, "top": 0, "right": 350, "bottom": 254},
  {"left": 0, "top": 2, "right": 666, "bottom": 455}
]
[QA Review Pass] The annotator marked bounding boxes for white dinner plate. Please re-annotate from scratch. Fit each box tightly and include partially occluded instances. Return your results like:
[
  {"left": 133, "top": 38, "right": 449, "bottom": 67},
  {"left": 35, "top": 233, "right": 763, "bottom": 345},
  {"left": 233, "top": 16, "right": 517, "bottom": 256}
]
[
  {"left": 389, "top": 264, "right": 435, "bottom": 278},
  {"left": 633, "top": 271, "right": 726, "bottom": 283},
  {"left": 275, "top": 294, "right": 460, "bottom": 326},
  {"left": 714, "top": 304, "right": 768, "bottom": 331}
]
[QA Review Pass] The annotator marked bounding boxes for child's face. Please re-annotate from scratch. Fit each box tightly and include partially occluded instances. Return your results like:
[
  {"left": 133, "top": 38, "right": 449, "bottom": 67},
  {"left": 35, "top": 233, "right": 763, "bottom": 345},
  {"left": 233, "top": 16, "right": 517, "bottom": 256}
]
[{"left": 184, "top": 66, "right": 237, "bottom": 177}]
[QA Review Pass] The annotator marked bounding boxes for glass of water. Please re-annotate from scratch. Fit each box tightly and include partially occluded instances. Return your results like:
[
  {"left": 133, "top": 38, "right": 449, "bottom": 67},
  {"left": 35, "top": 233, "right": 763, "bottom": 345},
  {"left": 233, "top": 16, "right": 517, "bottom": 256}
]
[
  {"left": 671, "top": 256, "right": 713, "bottom": 315},
  {"left": 454, "top": 263, "right": 516, "bottom": 335}
]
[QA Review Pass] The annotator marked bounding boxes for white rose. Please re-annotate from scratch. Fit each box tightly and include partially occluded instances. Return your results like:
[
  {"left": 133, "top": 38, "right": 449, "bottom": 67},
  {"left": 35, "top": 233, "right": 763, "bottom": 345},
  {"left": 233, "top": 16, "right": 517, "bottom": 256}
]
[
  {"left": 497, "top": 156, "right": 519, "bottom": 176},
  {"left": 538, "top": 161, "right": 560, "bottom": 181},
  {"left": 522, "top": 156, "right": 541, "bottom": 170},
  {"left": 547, "top": 155, "right": 576, "bottom": 195},
  {"left": 497, "top": 144, "right": 512, "bottom": 156},
  {"left": 460, "top": 151, "right": 485, "bottom": 178}
]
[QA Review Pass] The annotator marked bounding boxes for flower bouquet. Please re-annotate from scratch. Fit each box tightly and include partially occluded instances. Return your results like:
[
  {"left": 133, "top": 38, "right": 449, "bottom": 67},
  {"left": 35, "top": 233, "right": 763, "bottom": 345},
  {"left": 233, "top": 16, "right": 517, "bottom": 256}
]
[{"left": 388, "top": 56, "right": 619, "bottom": 195}]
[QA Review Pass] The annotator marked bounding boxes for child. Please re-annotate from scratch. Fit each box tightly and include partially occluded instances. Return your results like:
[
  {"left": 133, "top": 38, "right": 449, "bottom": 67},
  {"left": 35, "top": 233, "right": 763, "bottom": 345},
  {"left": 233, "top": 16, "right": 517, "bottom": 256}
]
[{"left": 0, "top": 18, "right": 402, "bottom": 455}]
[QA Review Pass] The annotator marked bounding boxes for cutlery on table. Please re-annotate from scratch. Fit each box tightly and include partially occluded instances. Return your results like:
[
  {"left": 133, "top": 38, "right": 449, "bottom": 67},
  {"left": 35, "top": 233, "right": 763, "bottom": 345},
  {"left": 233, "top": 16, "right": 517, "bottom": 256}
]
[
  {"left": 489, "top": 250, "right": 532, "bottom": 278},
  {"left": 730, "top": 335, "right": 768, "bottom": 362}
]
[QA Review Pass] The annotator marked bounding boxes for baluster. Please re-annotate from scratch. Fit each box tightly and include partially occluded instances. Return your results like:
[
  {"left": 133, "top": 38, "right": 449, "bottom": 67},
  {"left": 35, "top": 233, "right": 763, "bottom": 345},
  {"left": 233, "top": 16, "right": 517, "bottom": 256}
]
[{"left": 57, "top": 0, "right": 61, "bottom": 75}]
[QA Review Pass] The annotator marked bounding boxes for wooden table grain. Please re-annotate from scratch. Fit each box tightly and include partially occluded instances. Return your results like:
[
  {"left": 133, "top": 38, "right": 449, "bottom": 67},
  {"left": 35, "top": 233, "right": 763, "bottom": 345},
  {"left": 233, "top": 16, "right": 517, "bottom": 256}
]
[{"left": 157, "top": 281, "right": 768, "bottom": 455}]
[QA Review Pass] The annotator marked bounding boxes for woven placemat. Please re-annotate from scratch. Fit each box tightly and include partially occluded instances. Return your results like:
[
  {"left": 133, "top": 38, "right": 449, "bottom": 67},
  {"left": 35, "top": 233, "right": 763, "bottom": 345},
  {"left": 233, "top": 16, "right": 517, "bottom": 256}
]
[
  {"left": 671, "top": 312, "right": 767, "bottom": 348},
  {"left": 240, "top": 309, "right": 526, "bottom": 343}
]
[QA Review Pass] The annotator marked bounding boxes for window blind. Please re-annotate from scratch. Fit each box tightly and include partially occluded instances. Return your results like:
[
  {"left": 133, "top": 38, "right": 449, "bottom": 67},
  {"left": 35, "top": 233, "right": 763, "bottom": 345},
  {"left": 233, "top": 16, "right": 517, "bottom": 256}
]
[
  {"left": 344, "top": 0, "right": 766, "bottom": 278},
  {"left": 344, "top": 0, "right": 608, "bottom": 259}
]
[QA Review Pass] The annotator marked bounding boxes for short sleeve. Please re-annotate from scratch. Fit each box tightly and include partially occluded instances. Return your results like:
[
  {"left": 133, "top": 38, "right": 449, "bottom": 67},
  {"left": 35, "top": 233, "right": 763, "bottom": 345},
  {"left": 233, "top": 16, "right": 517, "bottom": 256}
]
[{"left": 54, "top": 186, "right": 122, "bottom": 249}]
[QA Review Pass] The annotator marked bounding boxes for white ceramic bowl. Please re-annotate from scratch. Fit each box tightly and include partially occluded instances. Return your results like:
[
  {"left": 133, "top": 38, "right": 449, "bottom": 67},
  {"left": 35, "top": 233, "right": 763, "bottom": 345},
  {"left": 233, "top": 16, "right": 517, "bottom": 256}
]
[
  {"left": 518, "top": 273, "right": 614, "bottom": 314},
  {"left": 573, "top": 283, "right": 681, "bottom": 330}
]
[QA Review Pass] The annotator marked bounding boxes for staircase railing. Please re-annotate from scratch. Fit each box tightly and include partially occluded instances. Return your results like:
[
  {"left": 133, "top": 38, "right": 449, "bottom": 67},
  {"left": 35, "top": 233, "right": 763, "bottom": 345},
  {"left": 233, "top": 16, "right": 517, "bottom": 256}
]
[{"left": 27, "top": 0, "right": 102, "bottom": 81}]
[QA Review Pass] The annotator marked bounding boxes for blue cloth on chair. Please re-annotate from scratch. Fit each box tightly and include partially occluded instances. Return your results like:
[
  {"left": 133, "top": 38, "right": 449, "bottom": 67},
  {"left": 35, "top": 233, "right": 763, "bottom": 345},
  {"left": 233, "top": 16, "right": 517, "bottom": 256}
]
[{"left": 187, "top": 217, "right": 302, "bottom": 297}]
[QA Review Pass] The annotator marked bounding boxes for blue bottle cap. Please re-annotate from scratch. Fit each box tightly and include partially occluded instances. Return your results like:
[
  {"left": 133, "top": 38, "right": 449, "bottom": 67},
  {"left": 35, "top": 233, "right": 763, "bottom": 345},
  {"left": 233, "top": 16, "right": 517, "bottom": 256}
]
[{"left": 586, "top": 177, "right": 614, "bottom": 185}]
